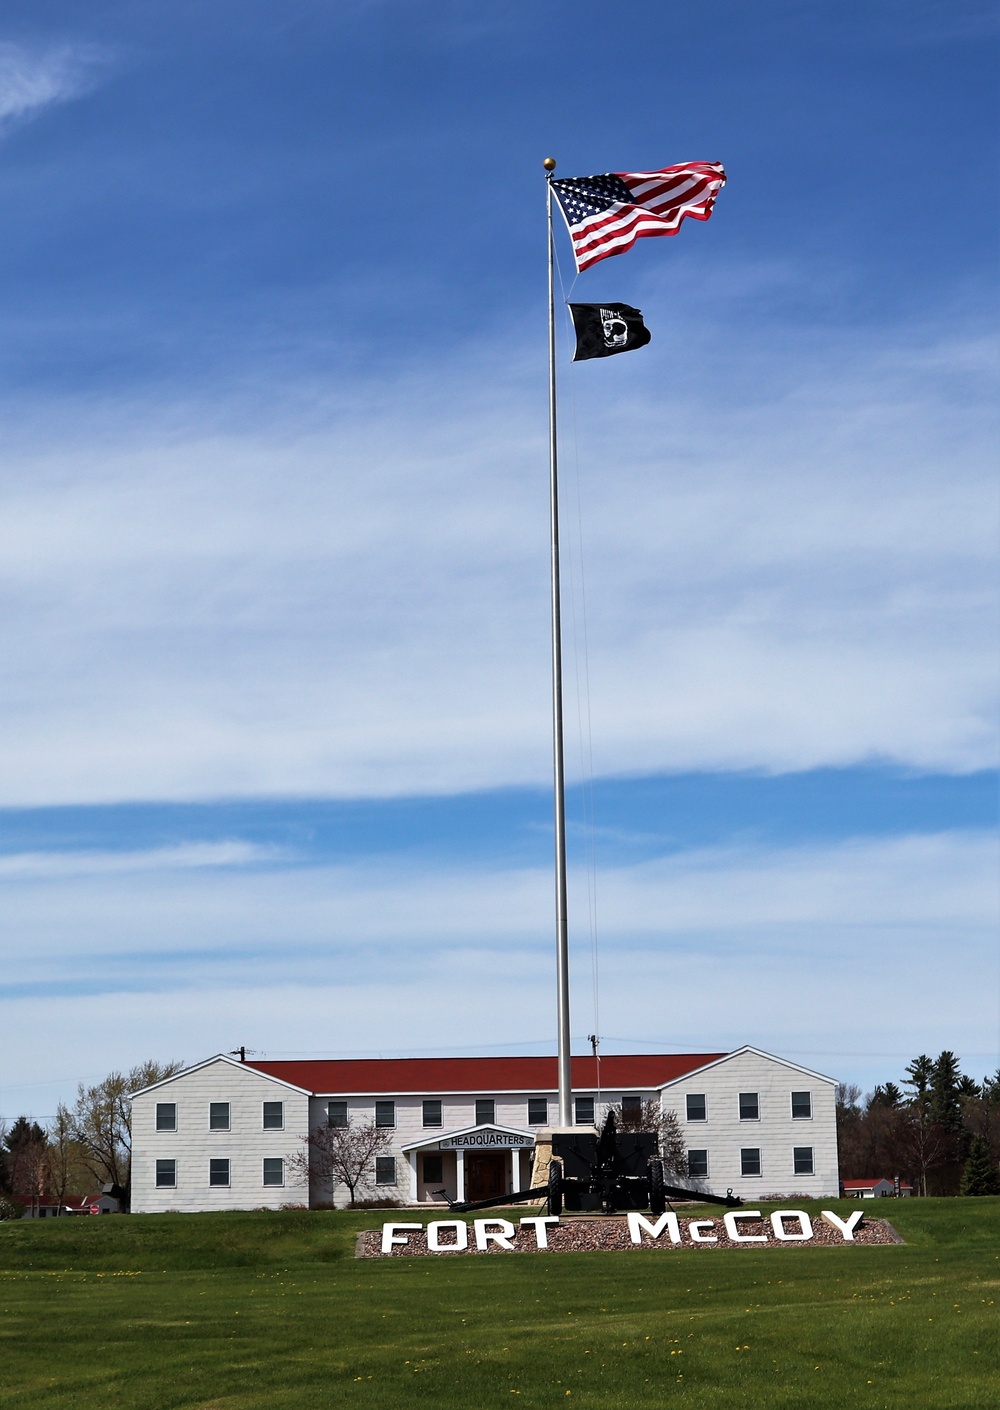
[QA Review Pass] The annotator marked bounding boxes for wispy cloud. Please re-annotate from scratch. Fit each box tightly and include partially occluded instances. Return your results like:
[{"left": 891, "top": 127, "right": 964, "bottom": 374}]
[
  {"left": 0, "top": 841, "right": 284, "bottom": 879},
  {"left": 0, "top": 42, "right": 107, "bottom": 134},
  {"left": 3, "top": 829, "right": 991, "bottom": 961},
  {"left": 0, "top": 827, "right": 994, "bottom": 1115},
  {"left": 0, "top": 295, "right": 995, "bottom": 805}
]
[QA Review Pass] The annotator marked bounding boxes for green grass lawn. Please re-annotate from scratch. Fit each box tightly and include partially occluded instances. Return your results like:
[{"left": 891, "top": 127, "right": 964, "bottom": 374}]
[{"left": 1, "top": 1198, "right": 997, "bottom": 1409}]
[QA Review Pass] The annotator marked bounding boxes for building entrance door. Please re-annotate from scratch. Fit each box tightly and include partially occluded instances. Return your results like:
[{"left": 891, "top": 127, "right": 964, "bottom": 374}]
[{"left": 465, "top": 1152, "right": 507, "bottom": 1203}]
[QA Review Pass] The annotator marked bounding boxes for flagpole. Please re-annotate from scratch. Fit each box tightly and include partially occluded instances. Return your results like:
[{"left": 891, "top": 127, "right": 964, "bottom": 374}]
[{"left": 544, "top": 156, "right": 573, "bottom": 1129}]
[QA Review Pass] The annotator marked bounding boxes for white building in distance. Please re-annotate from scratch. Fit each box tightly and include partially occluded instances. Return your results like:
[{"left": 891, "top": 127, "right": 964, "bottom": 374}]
[{"left": 129, "top": 1047, "right": 839, "bottom": 1213}]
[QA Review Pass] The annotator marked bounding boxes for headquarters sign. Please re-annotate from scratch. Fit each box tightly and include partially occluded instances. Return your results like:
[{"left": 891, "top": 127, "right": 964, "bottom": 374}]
[{"left": 438, "top": 1131, "right": 533, "bottom": 1150}]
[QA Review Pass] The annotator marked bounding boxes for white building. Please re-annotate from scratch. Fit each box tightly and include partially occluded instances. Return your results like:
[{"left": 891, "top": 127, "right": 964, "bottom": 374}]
[
  {"left": 841, "top": 1177, "right": 913, "bottom": 1198},
  {"left": 129, "top": 1046, "right": 839, "bottom": 1213}
]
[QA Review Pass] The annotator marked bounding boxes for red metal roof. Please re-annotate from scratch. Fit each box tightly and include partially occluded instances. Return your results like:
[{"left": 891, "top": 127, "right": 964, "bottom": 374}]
[
  {"left": 247, "top": 1053, "right": 724, "bottom": 1095},
  {"left": 842, "top": 1178, "right": 911, "bottom": 1188},
  {"left": 26, "top": 1194, "right": 90, "bottom": 1208}
]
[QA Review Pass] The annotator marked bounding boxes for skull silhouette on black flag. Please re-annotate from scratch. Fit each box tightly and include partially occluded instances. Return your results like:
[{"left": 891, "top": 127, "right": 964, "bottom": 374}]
[{"left": 568, "top": 302, "right": 651, "bottom": 361}]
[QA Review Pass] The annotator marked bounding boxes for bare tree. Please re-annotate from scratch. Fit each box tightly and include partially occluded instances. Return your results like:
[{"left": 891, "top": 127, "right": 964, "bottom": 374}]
[
  {"left": 47, "top": 1104, "right": 89, "bottom": 1209},
  {"left": 289, "top": 1118, "right": 392, "bottom": 1206},
  {"left": 70, "top": 1058, "right": 183, "bottom": 1209},
  {"left": 894, "top": 1108, "right": 950, "bottom": 1198},
  {"left": 603, "top": 1099, "right": 686, "bottom": 1176}
]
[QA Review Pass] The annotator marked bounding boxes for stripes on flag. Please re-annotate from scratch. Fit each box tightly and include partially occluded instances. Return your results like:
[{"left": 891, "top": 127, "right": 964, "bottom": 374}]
[{"left": 550, "top": 163, "right": 726, "bottom": 272}]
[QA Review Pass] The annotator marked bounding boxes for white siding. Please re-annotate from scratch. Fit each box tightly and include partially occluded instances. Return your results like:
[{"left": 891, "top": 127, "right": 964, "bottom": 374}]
[
  {"left": 131, "top": 1051, "right": 838, "bottom": 1211},
  {"left": 131, "top": 1058, "right": 309, "bottom": 1213},
  {"left": 305, "top": 1086, "right": 651, "bottom": 1207},
  {"left": 659, "top": 1049, "right": 840, "bottom": 1199}
]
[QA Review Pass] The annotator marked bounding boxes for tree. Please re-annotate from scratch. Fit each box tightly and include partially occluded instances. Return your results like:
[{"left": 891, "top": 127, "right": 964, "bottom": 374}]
[
  {"left": 836, "top": 1085, "right": 877, "bottom": 1180},
  {"left": 870, "top": 1082, "right": 903, "bottom": 1108},
  {"left": 836, "top": 1083, "right": 915, "bottom": 1184},
  {"left": 3, "top": 1118, "right": 48, "bottom": 1212},
  {"left": 290, "top": 1118, "right": 392, "bottom": 1206},
  {"left": 0, "top": 1118, "right": 9, "bottom": 1196},
  {"left": 69, "top": 1058, "right": 183, "bottom": 1210},
  {"left": 930, "top": 1051, "right": 964, "bottom": 1134},
  {"left": 837, "top": 1052, "right": 993, "bottom": 1196},
  {"left": 47, "top": 1104, "right": 89, "bottom": 1208},
  {"left": 603, "top": 1099, "right": 686, "bottom": 1175},
  {"left": 895, "top": 1104, "right": 950, "bottom": 1198},
  {"left": 960, "top": 1074, "right": 1000, "bottom": 1171},
  {"left": 900, "top": 1052, "right": 960, "bottom": 1195},
  {"left": 903, "top": 1054, "right": 934, "bottom": 1105},
  {"left": 657, "top": 1110, "right": 686, "bottom": 1177},
  {"left": 960, "top": 1136, "right": 1000, "bottom": 1196}
]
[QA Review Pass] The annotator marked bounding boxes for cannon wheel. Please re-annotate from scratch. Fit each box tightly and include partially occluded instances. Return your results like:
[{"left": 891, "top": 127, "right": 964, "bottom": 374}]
[
  {"left": 548, "top": 1158, "right": 563, "bottom": 1218},
  {"left": 648, "top": 1158, "right": 665, "bottom": 1216}
]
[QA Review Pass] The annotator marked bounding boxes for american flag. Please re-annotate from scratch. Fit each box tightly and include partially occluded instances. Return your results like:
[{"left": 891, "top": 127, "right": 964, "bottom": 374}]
[{"left": 550, "top": 163, "right": 726, "bottom": 273}]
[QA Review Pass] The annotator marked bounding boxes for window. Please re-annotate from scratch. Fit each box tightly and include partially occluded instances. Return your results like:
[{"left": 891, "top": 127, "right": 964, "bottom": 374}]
[
  {"left": 740, "top": 1148, "right": 762, "bottom": 1177},
  {"left": 155, "top": 1159, "right": 176, "bottom": 1188},
  {"left": 791, "top": 1091, "right": 812, "bottom": 1120},
  {"left": 475, "top": 1099, "right": 495, "bottom": 1126},
  {"left": 687, "top": 1149, "right": 709, "bottom": 1178},
  {"left": 739, "top": 1092, "right": 760, "bottom": 1121},
  {"left": 262, "top": 1157, "right": 284, "bottom": 1187},
  {"left": 375, "top": 1156, "right": 397, "bottom": 1185},
  {"left": 209, "top": 1102, "right": 230, "bottom": 1131},
  {"left": 527, "top": 1098, "right": 548, "bottom": 1126},
  {"left": 327, "top": 1101, "right": 348, "bottom": 1128},
  {"left": 422, "top": 1155, "right": 444, "bottom": 1184},
  {"left": 375, "top": 1101, "right": 395, "bottom": 1128},
  {"left": 686, "top": 1093, "right": 707, "bottom": 1122},
  {"left": 155, "top": 1103, "right": 176, "bottom": 1132},
  {"left": 422, "top": 1099, "right": 442, "bottom": 1127},
  {"left": 262, "top": 1101, "right": 284, "bottom": 1130},
  {"left": 793, "top": 1147, "right": 814, "bottom": 1176},
  {"left": 575, "top": 1096, "right": 595, "bottom": 1124},
  {"left": 622, "top": 1094, "right": 642, "bottom": 1121},
  {"left": 209, "top": 1158, "right": 230, "bottom": 1187}
]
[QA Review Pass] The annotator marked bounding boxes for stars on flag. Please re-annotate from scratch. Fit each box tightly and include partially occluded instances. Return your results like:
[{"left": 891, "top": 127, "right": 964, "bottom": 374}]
[{"left": 550, "top": 163, "right": 726, "bottom": 272}]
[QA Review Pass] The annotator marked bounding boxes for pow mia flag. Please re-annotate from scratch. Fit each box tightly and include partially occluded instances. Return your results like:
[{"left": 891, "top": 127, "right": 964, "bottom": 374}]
[{"left": 568, "top": 302, "right": 651, "bottom": 361}]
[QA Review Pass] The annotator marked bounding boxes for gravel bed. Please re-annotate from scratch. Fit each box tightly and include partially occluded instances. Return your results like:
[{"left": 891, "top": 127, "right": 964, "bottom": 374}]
[{"left": 358, "top": 1212, "right": 903, "bottom": 1258}]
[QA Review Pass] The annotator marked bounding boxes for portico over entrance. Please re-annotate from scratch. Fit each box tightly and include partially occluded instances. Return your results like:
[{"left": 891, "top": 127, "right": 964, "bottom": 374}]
[{"left": 402, "top": 1124, "right": 535, "bottom": 1204}]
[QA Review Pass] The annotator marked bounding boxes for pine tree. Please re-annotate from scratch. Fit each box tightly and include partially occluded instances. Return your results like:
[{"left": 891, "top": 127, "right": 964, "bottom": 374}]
[
  {"left": 4, "top": 1117, "right": 46, "bottom": 1151},
  {"left": 960, "top": 1136, "right": 1000, "bottom": 1196},
  {"left": 930, "top": 1051, "right": 963, "bottom": 1133},
  {"left": 870, "top": 1082, "right": 903, "bottom": 1108},
  {"left": 902, "top": 1053, "right": 947, "bottom": 1195},
  {"left": 903, "top": 1054, "right": 934, "bottom": 1101},
  {"left": 2, "top": 1117, "right": 48, "bottom": 1211}
]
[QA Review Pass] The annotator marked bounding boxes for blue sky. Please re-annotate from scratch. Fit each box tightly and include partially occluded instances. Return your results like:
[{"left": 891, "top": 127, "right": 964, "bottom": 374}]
[{"left": 0, "top": 0, "right": 997, "bottom": 1120}]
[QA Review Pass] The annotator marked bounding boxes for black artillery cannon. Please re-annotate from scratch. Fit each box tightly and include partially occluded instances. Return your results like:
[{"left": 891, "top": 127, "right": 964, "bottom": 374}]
[{"left": 444, "top": 1111, "right": 741, "bottom": 1216}]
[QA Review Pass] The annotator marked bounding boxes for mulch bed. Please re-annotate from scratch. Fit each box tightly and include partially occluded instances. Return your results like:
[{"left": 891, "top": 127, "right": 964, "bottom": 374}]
[{"left": 357, "top": 1213, "right": 903, "bottom": 1257}]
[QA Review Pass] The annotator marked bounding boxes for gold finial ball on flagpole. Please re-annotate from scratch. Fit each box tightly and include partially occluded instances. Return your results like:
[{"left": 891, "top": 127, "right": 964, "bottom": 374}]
[{"left": 543, "top": 157, "right": 556, "bottom": 171}]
